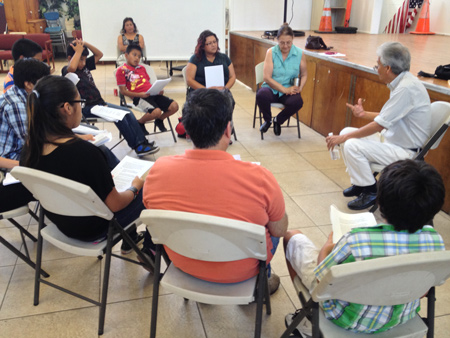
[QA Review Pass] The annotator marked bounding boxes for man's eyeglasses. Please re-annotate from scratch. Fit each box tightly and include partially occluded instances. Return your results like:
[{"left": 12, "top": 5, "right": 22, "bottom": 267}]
[
  {"left": 205, "top": 40, "right": 217, "bottom": 46},
  {"left": 60, "top": 99, "right": 86, "bottom": 109}
]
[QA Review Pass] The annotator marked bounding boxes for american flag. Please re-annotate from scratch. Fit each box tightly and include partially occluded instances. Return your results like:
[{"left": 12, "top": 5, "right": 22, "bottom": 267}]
[
  {"left": 406, "top": 0, "right": 423, "bottom": 30},
  {"left": 383, "top": 0, "right": 423, "bottom": 34}
]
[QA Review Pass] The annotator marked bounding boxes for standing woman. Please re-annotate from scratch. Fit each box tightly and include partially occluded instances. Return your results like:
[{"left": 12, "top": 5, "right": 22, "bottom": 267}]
[
  {"left": 257, "top": 24, "right": 307, "bottom": 136},
  {"left": 186, "top": 30, "right": 236, "bottom": 99},
  {"left": 117, "top": 17, "right": 145, "bottom": 66},
  {"left": 21, "top": 76, "right": 146, "bottom": 253}
]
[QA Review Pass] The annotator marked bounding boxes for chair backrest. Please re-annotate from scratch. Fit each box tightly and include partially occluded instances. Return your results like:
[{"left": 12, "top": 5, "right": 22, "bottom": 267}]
[
  {"left": 255, "top": 61, "right": 264, "bottom": 86},
  {"left": 425, "top": 101, "right": 450, "bottom": 151},
  {"left": 182, "top": 66, "right": 187, "bottom": 87},
  {"left": 24, "top": 33, "right": 51, "bottom": 49},
  {"left": 142, "top": 64, "right": 157, "bottom": 85},
  {"left": 43, "top": 11, "right": 61, "bottom": 27},
  {"left": 311, "top": 250, "right": 450, "bottom": 306},
  {"left": 0, "top": 34, "right": 23, "bottom": 50},
  {"left": 140, "top": 209, "right": 267, "bottom": 262},
  {"left": 11, "top": 166, "right": 113, "bottom": 220}
]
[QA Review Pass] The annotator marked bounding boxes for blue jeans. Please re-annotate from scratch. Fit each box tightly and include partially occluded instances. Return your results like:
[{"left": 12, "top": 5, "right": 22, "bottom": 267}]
[
  {"left": 83, "top": 103, "right": 147, "bottom": 149},
  {"left": 268, "top": 236, "right": 280, "bottom": 277}
]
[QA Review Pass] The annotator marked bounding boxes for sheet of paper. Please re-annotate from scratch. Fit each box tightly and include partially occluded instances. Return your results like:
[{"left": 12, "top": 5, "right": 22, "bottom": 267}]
[
  {"left": 89, "top": 131, "right": 112, "bottom": 147},
  {"left": 72, "top": 124, "right": 104, "bottom": 135},
  {"left": 91, "top": 106, "right": 129, "bottom": 122},
  {"left": 205, "top": 65, "right": 225, "bottom": 88},
  {"left": 145, "top": 78, "right": 172, "bottom": 96},
  {"left": 2, "top": 172, "right": 20, "bottom": 186},
  {"left": 330, "top": 204, "right": 377, "bottom": 243},
  {"left": 111, "top": 156, "right": 154, "bottom": 192}
]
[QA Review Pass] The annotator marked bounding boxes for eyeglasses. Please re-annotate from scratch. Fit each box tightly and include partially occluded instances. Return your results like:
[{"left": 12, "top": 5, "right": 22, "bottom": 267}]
[
  {"left": 373, "top": 63, "right": 387, "bottom": 71},
  {"left": 60, "top": 99, "right": 86, "bottom": 109},
  {"left": 205, "top": 40, "right": 217, "bottom": 46}
]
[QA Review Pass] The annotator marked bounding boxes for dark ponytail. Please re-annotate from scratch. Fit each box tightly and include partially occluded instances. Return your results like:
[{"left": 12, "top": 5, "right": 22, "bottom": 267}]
[{"left": 22, "top": 76, "right": 79, "bottom": 168}]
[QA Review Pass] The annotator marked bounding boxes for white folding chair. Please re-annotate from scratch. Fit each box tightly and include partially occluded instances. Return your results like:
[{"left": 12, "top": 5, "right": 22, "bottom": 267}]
[
  {"left": 140, "top": 209, "right": 271, "bottom": 338},
  {"left": 114, "top": 65, "right": 177, "bottom": 143},
  {"left": 0, "top": 203, "right": 49, "bottom": 277},
  {"left": 11, "top": 166, "right": 154, "bottom": 336},
  {"left": 281, "top": 250, "right": 450, "bottom": 338},
  {"left": 369, "top": 101, "right": 450, "bottom": 212},
  {"left": 253, "top": 61, "right": 301, "bottom": 140}
]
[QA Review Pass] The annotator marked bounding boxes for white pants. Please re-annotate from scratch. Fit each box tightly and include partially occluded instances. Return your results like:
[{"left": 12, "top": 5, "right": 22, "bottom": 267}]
[
  {"left": 285, "top": 233, "right": 319, "bottom": 292},
  {"left": 340, "top": 127, "right": 415, "bottom": 187}
]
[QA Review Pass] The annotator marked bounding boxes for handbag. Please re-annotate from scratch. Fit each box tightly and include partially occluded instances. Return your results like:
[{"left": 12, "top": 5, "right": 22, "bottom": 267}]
[
  {"left": 305, "top": 35, "right": 332, "bottom": 50},
  {"left": 418, "top": 64, "right": 450, "bottom": 81}
]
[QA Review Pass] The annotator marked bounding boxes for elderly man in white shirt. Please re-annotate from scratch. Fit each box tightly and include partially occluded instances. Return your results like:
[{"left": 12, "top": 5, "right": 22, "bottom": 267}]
[{"left": 326, "top": 42, "right": 431, "bottom": 210}]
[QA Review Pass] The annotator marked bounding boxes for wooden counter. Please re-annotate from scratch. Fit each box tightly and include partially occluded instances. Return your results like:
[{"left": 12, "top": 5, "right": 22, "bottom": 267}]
[{"left": 230, "top": 31, "right": 450, "bottom": 213}]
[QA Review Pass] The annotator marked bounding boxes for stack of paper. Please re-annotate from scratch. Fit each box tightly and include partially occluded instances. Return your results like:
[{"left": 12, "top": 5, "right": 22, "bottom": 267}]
[
  {"left": 91, "top": 106, "right": 129, "bottom": 122},
  {"left": 330, "top": 204, "right": 377, "bottom": 243},
  {"left": 111, "top": 156, "right": 154, "bottom": 192}
]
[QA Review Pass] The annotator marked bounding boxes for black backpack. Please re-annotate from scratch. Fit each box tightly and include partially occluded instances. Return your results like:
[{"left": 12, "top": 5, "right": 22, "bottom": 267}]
[{"left": 418, "top": 64, "right": 450, "bottom": 81}]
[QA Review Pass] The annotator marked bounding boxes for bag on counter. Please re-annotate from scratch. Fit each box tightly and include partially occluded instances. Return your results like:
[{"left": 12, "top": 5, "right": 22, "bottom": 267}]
[
  {"left": 418, "top": 64, "right": 450, "bottom": 81},
  {"left": 305, "top": 35, "right": 332, "bottom": 50}
]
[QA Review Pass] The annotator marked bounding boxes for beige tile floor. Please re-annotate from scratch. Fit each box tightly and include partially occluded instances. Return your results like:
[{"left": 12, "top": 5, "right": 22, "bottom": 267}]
[{"left": 1, "top": 59, "right": 450, "bottom": 337}]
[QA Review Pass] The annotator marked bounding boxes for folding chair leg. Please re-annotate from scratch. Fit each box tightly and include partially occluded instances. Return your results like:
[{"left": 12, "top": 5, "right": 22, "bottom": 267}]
[
  {"left": 150, "top": 245, "right": 162, "bottom": 338},
  {"left": 0, "top": 236, "right": 49, "bottom": 277},
  {"left": 254, "top": 260, "right": 266, "bottom": 338},
  {"left": 166, "top": 116, "right": 177, "bottom": 143},
  {"left": 296, "top": 111, "right": 301, "bottom": 139},
  {"left": 426, "top": 287, "right": 436, "bottom": 338},
  {"left": 8, "top": 218, "right": 38, "bottom": 242},
  {"left": 34, "top": 207, "right": 46, "bottom": 306},
  {"left": 280, "top": 308, "right": 308, "bottom": 338},
  {"left": 98, "top": 223, "right": 115, "bottom": 335},
  {"left": 312, "top": 301, "right": 321, "bottom": 338},
  {"left": 264, "top": 272, "right": 271, "bottom": 315}
]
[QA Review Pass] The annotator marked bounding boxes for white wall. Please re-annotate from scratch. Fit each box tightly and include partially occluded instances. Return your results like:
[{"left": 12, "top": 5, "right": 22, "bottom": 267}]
[
  {"left": 229, "top": 0, "right": 312, "bottom": 31},
  {"left": 78, "top": 0, "right": 225, "bottom": 61}
]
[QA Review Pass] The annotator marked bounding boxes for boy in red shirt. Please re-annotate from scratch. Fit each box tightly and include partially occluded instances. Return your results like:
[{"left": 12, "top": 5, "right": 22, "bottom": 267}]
[{"left": 116, "top": 45, "right": 178, "bottom": 132}]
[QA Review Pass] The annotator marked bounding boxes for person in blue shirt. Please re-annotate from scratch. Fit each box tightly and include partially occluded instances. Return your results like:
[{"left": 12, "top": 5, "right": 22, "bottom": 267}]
[{"left": 257, "top": 24, "right": 307, "bottom": 136}]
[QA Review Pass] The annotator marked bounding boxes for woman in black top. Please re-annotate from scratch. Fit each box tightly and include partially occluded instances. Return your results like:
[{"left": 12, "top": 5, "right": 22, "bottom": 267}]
[{"left": 22, "top": 76, "right": 146, "bottom": 253}]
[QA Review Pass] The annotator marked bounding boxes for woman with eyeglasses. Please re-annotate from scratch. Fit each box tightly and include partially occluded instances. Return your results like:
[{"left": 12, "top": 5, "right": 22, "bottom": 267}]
[
  {"left": 21, "top": 75, "right": 147, "bottom": 252},
  {"left": 186, "top": 30, "right": 236, "bottom": 96},
  {"left": 257, "top": 23, "right": 307, "bottom": 136}
]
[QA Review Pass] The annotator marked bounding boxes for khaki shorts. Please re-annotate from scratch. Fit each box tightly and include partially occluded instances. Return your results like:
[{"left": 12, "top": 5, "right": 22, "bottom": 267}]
[{"left": 285, "top": 233, "right": 319, "bottom": 291}]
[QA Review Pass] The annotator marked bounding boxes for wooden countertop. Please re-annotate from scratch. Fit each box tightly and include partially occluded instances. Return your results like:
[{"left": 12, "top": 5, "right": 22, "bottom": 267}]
[{"left": 231, "top": 31, "right": 450, "bottom": 96}]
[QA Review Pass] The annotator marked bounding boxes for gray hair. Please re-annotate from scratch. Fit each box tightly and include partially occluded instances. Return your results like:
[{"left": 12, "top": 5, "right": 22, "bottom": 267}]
[{"left": 376, "top": 42, "right": 411, "bottom": 75}]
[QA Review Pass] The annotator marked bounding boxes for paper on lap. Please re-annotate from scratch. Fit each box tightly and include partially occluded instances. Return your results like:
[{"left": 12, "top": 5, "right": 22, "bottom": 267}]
[
  {"left": 90, "top": 106, "right": 129, "bottom": 122},
  {"left": 330, "top": 204, "right": 377, "bottom": 243},
  {"left": 145, "top": 78, "right": 172, "bottom": 96},
  {"left": 205, "top": 65, "right": 224, "bottom": 88},
  {"left": 111, "top": 156, "right": 154, "bottom": 192}
]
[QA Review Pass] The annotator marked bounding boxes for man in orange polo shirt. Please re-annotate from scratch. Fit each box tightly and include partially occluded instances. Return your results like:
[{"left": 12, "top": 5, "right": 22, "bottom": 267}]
[{"left": 142, "top": 88, "right": 288, "bottom": 293}]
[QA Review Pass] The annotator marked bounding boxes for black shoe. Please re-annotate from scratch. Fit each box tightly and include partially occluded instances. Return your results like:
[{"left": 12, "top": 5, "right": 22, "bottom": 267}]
[
  {"left": 154, "top": 118, "right": 167, "bottom": 132},
  {"left": 347, "top": 192, "right": 377, "bottom": 210},
  {"left": 139, "top": 123, "right": 149, "bottom": 136},
  {"left": 273, "top": 119, "right": 281, "bottom": 136},
  {"left": 260, "top": 120, "right": 272, "bottom": 133},
  {"left": 121, "top": 231, "right": 145, "bottom": 255},
  {"left": 137, "top": 247, "right": 155, "bottom": 273},
  {"left": 134, "top": 142, "right": 160, "bottom": 156},
  {"left": 343, "top": 185, "right": 364, "bottom": 197}
]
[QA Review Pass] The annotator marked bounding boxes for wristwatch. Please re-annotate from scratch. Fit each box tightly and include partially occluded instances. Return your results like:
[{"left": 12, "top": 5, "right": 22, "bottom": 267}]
[{"left": 126, "top": 186, "right": 139, "bottom": 200}]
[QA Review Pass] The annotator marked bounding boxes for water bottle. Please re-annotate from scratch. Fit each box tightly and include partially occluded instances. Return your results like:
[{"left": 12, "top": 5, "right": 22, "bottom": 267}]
[{"left": 328, "top": 133, "right": 340, "bottom": 160}]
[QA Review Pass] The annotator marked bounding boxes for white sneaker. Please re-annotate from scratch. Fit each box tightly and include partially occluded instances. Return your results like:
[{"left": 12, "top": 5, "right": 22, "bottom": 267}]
[{"left": 285, "top": 312, "right": 313, "bottom": 338}]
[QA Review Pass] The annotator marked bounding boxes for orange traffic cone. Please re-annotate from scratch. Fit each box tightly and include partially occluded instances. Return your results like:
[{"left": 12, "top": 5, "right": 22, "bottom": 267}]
[
  {"left": 315, "top": 0, "right": 334, "bottom": 34},
  {"left": 411, "top": 0, "right": 434, "bottom": 35}
]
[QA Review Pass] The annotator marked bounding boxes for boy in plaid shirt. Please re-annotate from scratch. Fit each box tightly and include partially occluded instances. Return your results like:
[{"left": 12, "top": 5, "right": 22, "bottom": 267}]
[{"left": 284, "top": 159, "right": 445, "bottom": 336}]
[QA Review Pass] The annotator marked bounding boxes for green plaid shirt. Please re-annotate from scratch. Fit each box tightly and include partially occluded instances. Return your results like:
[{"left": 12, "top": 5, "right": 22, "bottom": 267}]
[{"left": 314, "top": 224, "right": 445, "bottom": 333}]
